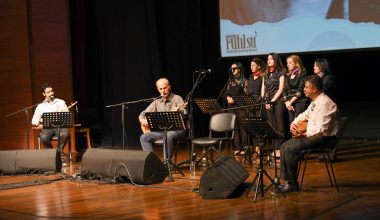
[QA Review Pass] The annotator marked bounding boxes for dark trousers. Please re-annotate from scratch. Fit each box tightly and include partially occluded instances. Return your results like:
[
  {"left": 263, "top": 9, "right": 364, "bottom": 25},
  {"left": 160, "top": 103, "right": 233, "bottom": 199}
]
[
  {"left": 280, "top": 135, "right": 337, "bottom": 185},
  {"left": 232, "top": 109, "right": 248, "bottom": 150},
  {"left": 140, "top": 130, "right": 185, "bottom": 160},
  {"left": 40, "top": 128, "right": 70, "bottom": 151}
]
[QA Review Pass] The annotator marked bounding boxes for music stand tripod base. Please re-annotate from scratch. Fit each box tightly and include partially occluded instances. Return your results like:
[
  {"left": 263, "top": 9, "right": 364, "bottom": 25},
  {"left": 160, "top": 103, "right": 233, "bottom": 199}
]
[
  {"left": 239, "top": 117, "right": 286, "bottom": 202},
  {"left": 145, "top": 112, "right": 186, "bottom": 181}
]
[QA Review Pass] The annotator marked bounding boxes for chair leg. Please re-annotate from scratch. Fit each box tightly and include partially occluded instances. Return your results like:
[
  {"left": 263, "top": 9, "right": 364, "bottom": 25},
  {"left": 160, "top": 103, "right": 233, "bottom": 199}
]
[
  {"left": 209, "top": 147, "right": 214, "bottom": 165},
  {"left": 297, "top": 155, "right": 302, "bottom": 182},
  {"left": 323, "top": 154, "right": 334, "bottom": 187},
  {"left": 326, "top": 153, "right": 340, "bottom": 192},
  {"left": 195, "top": 146, "right": 208, "bottom": 167},
  {"left": 299, "top": 152, "right": 310, "bottom": 192},
  {"left": 218, "top": 141, "right": 222, "bottom": 160}
]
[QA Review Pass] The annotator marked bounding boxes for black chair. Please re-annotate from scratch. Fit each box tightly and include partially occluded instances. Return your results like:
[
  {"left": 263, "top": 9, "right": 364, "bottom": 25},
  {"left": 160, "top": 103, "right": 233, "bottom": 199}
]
[
  {"left": 297, "top": 116, "right": 348, "bottom": 192},
  {"left": 191, "top": 112, "right": 236, "bottom": 166}
]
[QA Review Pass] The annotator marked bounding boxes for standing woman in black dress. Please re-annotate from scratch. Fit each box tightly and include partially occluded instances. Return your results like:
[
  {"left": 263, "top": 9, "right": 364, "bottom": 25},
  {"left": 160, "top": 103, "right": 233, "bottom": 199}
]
[
  {"left": 313, "top": 58, "right": 336, "bottom": 102},
  {"left": 247, "top": 57, "right": 266, "bottom": 154},
  {"left": 261, "top": 53, "right": 287, "bottom": 158},
  {"left": 225, "top": 62, "right": 248, "bottom": 155},
  {"left": 284, "top": 54, "right": 309, "bottom": 123},
  {"left": 248, "top": 57, "right": 266, "bottom": 108}
]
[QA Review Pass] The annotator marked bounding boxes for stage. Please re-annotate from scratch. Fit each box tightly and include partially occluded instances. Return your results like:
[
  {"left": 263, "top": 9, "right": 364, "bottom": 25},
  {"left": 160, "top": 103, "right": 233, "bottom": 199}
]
[{"left": 1, "top": 139, "right": 380, "bottom": 219}]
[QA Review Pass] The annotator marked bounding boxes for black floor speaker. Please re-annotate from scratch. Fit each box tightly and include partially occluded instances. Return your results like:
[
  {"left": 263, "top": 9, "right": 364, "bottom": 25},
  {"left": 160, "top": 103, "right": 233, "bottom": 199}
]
[
  {"left": 199, "top": 156, "right": 249, "bottom": 199},
  {"left": 81, "top": 149, "right": 168, "bottom": 184},
  {"left": 0, "top": 149, "right": 61, "bottom": 175}
]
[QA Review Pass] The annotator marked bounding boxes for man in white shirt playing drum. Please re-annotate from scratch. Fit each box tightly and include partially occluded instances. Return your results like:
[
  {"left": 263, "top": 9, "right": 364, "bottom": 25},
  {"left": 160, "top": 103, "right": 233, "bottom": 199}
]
[{"left": 279, "top": 75, "right": 338, "bottom": 192}]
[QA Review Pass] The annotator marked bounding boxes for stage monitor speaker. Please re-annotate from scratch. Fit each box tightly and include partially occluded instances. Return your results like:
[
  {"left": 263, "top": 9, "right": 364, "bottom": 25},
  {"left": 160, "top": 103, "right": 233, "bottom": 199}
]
[
  {"left": 81, "top": 148, "right": 168, "bottom": 184},
  {"left": 0, "top": 149, "right": 61, "bottom": 175},
  {"left": 199, "top": 156, "right": 249, "bottom": 199}
]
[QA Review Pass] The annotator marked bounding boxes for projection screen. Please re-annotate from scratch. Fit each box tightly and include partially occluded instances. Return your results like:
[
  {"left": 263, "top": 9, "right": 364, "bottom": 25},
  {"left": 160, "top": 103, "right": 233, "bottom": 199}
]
[{"left": 219, "top": 0, "right": 380, "bottom": 57}]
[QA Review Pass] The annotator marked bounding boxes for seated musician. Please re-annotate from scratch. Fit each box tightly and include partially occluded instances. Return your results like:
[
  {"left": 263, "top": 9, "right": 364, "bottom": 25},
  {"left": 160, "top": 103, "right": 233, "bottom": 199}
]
[
  {"left": 279, "top": 75, "right": 338, "bottom": 192},
  {"left": 31, "top": 83, "right": 70, "bottom": 151},
  {"left": 139, "top": 78, "right": 187, "bottom": 161}
]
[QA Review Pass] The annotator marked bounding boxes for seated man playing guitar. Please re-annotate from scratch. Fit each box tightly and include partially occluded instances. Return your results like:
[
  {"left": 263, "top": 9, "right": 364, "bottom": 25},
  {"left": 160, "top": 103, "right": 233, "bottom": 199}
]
[
  {"left": 31, "top": 83, "right": 71, "bottom": 152},
  {"left": 139, "top": 78, "right": 187, "bottom": 160}
]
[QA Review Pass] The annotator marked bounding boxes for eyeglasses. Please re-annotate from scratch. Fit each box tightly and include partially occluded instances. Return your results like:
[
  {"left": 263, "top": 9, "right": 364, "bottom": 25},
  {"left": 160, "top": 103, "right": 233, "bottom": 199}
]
[{"left": 231, "top": 67, "right": 239, "bottom": 71}]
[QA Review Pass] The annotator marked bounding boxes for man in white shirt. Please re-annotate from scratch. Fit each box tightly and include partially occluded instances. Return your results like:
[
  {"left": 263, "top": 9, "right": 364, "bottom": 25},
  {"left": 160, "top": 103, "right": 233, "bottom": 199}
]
[
  {"left": 32, "top": 83, "right": 69, "bottom": 151},
  {"left": 280, "top": 75, "right": 338, "bottom": 192}
]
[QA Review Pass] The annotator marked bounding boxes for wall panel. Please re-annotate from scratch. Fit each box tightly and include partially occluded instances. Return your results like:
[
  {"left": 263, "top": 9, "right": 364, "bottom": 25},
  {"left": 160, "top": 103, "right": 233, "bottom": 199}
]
[{"left": 0, "top": 0, "right": 73, "bottom": 150}]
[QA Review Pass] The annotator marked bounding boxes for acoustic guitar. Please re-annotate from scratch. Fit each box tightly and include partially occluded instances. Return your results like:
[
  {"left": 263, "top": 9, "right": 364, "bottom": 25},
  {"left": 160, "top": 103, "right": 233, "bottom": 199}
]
[
  {"left": 140, "top": 102, "right": 187, "bottom": 133},
  {"left": 33, "top": 101, "right": 78, "bottom": 129},
  {"left": 140, "top": 123, "right": 151, "bottom": 134}
]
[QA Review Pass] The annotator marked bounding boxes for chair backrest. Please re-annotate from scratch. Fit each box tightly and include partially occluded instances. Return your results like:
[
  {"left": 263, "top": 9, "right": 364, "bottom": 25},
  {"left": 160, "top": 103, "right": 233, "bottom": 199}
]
[
  {"left": 334, "top": 117, "right": 348, "bottom": 140},
  {"left": 209, "top": 112, "right": 236, "bottom": 135}
]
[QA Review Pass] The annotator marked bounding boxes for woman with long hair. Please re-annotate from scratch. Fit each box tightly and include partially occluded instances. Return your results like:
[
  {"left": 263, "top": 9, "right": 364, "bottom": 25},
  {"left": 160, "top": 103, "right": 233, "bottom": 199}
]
[
  {"left": 261, "top": 53, "right": 287, "bottom": 158},
  {"left": 284, "top": 54, "right": 309, "bottom": 123},
  {"left": 225, "top": 61, "right": 248, "bottom": 155}
]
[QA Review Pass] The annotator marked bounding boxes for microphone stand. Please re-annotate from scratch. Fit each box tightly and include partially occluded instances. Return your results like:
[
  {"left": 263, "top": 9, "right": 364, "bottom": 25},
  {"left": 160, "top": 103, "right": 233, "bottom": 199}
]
[
  {"left": 218, "top": 97, "right": 290, "bottom": 112},
  {"left": 215, "top": 77, "right": 230, "bottom": 108},
  {"left": 185, "top": 71, "right": 209, "bottom": 139},
  {"left": 105, "top": 96, "right": 159, "bottom": 149},
  {"left": 4, "top": 102, "right": 42, "bottom": 149},
  {"left": 181, "top": 71, "right": 209, "bottom": 173},
  {"left": 219, "top": 102, "right": 264, "bottom": 112}
]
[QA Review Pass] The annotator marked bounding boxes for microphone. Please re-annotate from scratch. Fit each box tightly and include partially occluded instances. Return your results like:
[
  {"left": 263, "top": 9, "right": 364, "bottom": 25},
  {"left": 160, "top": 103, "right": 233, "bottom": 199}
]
[
  {"left": 141, "top": 95, "right": 161, "bottom": 103},
  {"left": 151, "top": 95, "right": 161, "bottom": 100},
  {"left": 280, "top": 92, "right": 302, "bottom": 101},
  {"left": 196, "top": 69, "right": 211, "bottom": 74}
]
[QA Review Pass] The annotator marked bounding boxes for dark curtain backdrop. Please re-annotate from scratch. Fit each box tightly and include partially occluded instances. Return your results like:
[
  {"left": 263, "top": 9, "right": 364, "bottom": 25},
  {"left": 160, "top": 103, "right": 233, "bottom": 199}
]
[
  {"left": 70, "top": 0, "right": 380, "bottom": 146},
  {"left": 70, "top": 0, "right": 226, "bottom": 147}
]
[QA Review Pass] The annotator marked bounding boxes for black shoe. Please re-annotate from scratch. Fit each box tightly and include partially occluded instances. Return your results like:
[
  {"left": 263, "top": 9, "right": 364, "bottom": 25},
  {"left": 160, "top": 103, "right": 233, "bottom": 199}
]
[{"left": 280, "top": 182, "right": 299, "bottom": 193}]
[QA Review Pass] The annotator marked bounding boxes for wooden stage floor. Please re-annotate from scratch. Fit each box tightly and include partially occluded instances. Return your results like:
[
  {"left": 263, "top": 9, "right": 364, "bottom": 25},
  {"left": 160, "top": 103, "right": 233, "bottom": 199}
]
[{"left": 1, "top": 139, "right": 380, "bottom": 219}]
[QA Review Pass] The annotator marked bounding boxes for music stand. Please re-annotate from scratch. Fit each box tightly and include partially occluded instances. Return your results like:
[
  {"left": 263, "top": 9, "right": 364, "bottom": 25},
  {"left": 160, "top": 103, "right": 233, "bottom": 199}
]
[
  {"left": 42, "top": 112, "right": 73, "bottom": 161},
  {"left": 239, "top": 117, "right": 286, "bottom": 202},
  {"left": 231, "top": 94, "right": 262, "bottom": 164},
  {"left": 194, "top": 98, "right": 222, "bottom": 114},
  {"left": 231, "top": 94, "right": 261, "bottom": 112},
  {"left": 145, "top": 111, "right": 186, "bottom": 181}
]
